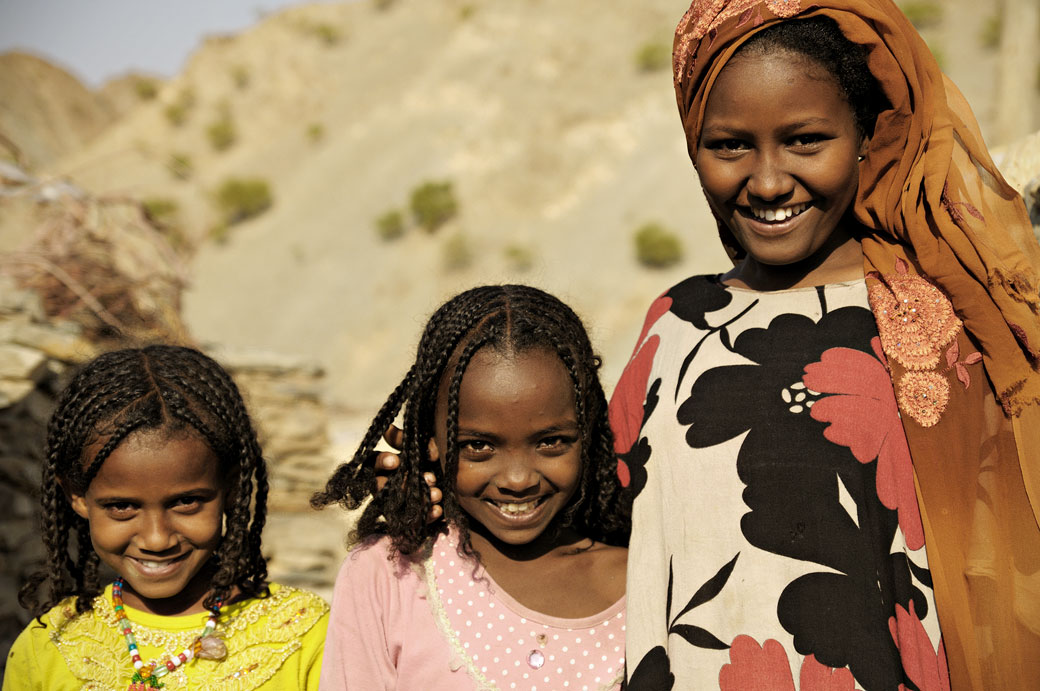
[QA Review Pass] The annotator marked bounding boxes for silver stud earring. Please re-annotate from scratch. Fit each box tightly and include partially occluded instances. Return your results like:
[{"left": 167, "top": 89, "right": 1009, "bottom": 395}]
[{"left": 858, "top": 155, "right": 865, "bottom": 162}]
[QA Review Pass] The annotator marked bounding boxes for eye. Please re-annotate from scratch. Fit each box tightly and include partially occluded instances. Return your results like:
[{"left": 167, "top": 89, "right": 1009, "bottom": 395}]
[
  {"left": 705, "top": 138, "right": 750, "bottom": 156},
  {"left": 103, "top": 502, "right": 137, "bottom": 518},
  {"left": 171, "top": 496, "right": 205, "bottom": 512},
  {"left": 537, "top": 435, "right": 578, "bottom": 455},
  {"left": 788, "top": 133, "right": 828, "bottom": 150},
  {"left": 458, "top": 439, "right": 494, "bottom": 460}
]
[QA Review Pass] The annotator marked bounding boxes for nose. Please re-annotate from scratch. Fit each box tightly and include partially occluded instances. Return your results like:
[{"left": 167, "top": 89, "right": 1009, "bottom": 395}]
[
  {"left": 137, "top": 511, "right": 178, "bottom": 553},
  {"left": 494, "top": 453, "right": 540, "bottom": 496},
  {"left": 746, "top": 150, "right": 793, "bottom": 202}
]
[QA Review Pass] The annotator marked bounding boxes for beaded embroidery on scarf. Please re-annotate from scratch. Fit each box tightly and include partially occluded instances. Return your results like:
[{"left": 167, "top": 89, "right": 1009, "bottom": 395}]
[
  {"left": 868, "top": 258, "right": 983, "bottom": 427},
  {"left": 47, "top": 585, "right": 327, "bottom": 690},
  {"left": 673, "top": 0, "right": 803, "bottom": 82}
]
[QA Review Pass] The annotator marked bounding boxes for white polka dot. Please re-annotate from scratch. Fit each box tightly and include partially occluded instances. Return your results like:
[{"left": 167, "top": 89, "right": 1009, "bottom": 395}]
[
  {"left": 497, "top": 635, "right": 502, "bottom": 641},
  {"left": 608, "top": 634, "right": 614, "bottom": 640},
  {"left": 553, "top": 634, "right": 560, "bottom": 640},
  {"left": 601, "top": 655, "right": 608, "bottom": 661},
  {"left": 505, "top": 647, "right": 512, "bottom": 654},
  {"left": 569, "top": 658, "right": 575, "bottom": 664},
  {"left": 588, "top": 663, "right": 594, "bottom": 669},
  {"left": 557, "top": 668, "right": 564, "bottom": 674},
  {"left": 582, "top": 650, "right": 588, "bottom": 656},
  {"left": 466, "top": 620, "right": 472, "bottom": 627},
  {"left": 576, "top": 637, "right": 582, "bottom": 644},
  {"left": 481, "top": 666, "right": 486, "bottom": 672},
  {"left": 468, "top": 600, "right": 473, "bottom": 606},
  {"left": 562, "top": 646, "right": 569, "bottom": 652},
  {"left": 520, "top": 618, "right": 527, "bottom": 624},
  {"left": 589, "top": 629, "right": 596, "bottom": 635}
]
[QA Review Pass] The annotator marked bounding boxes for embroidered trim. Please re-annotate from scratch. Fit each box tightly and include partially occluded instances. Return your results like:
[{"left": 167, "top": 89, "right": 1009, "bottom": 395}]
[
  {"left": 674, "top": 0, "right": 802, "bottom": 82},
  {"left": 49, "top": 585, "right": 328, "bottom": 690},
  {"left": 868, "top": 259, "right": 983, "bottom": 427}
]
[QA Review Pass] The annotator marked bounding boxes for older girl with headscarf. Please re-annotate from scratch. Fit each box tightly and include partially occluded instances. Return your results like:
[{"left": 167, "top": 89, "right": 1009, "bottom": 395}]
[{"left": 612, "top": 1, "right": 1040, "bottom": 688}]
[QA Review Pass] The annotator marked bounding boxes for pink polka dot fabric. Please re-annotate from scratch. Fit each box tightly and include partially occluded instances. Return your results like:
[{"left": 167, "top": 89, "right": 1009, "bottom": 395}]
[
  {"left": 427, "top": 534, "right": 626, "bottom": 691},
  {"left": 320, "top": 532, "right": 625, "bottom": 691}
]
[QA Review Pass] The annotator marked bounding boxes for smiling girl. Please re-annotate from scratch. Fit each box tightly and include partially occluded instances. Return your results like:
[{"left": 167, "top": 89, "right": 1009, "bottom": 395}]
[
  {"left": 313, "top": 284, "right": 630, "bottom": 690},
  {"left": 614, "top": 1, "right": 1040, "bottom": 688},
  {"left": 6, "top": 345, "right": 328, "bottom": 690}
]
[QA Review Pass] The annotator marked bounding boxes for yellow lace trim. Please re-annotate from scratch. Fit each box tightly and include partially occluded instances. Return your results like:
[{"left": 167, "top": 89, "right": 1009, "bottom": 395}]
[{"left": 47, "top": 585, "right": 328, "bottom": 690}]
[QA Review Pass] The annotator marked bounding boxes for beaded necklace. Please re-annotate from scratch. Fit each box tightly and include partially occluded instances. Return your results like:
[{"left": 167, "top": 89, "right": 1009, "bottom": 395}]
[{"left": 112, "top": 578, "right": 225, "bottom": 690}]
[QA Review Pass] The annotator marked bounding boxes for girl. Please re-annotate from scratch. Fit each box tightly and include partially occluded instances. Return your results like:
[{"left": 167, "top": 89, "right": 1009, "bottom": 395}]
[
  {"left": 313, "top": 284, "right": 630, "bottom": 690},
  {"left": 5, "top": 345, "right": 329, "bottom": 690},
  {"left": 615, "top": 1, "right": 1040, "bottom": 689}
]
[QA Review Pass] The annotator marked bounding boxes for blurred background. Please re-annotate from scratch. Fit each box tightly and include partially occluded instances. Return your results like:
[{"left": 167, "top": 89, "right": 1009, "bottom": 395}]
[{"left": 1, "top": 0, "right": 1038, "bottom": 667}]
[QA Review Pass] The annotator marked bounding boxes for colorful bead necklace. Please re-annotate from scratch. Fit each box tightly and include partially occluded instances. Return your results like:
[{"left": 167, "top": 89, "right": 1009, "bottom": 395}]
[{"left": 112, "top": 578, "right": 224, "bottom": 690}]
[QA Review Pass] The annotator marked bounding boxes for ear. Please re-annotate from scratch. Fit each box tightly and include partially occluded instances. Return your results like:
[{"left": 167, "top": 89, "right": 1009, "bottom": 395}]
[
  {"left": 427, "top": 437, "right": 441, "bottom": 463},
  {"left": 61, "top": 479, "right": 90, "bottom": 520},
  {"left": 858, "top": 133, "right": 870, "bottom": 160}
]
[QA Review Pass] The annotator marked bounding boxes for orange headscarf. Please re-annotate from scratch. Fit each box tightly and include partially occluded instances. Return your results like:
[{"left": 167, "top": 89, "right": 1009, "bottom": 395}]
[{"left": 673, "top": 1, "right": 1040, "bottom": 687}]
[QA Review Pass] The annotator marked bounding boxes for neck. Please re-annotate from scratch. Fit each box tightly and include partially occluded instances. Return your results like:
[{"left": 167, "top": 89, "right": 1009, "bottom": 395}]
[
  {"left": 118, "top": 562, "right": 219, "bottom": 616},
  {"left": 466, "top": 520, "right": 593, "bottom": 565},
  {"left": 724, "top": 222, "right": 866, "bottom": 291}
]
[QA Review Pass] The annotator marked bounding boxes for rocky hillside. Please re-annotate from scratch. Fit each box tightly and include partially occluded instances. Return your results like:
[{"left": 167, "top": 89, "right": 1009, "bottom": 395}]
[{"left": 13, "top": 0, "right": 1028, "bottom": 415}]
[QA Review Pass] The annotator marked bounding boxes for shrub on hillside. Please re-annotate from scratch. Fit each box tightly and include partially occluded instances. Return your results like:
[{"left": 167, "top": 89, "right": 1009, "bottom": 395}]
[
  {"left": 207, "top": 114, "right": 237, "bottom": 151},
  {"left": 634, "top": 41, "right": 670, "bottom": 72},
  {"left": 167, "top": 153, "right": 193, "bottom": 181},
  {"left": 232, "top": 65, "right": 251, "bottom": 89},
  {"left": 634, "top": 222, "right": 682, "bottom": 269},
  {"left": 214, "top": 177, "right": 273, "bottom": 225},
  {"left": 142, "top": 197, "right": 179, "bottom": 224},
  {"left": 134, "top": 78, "right": 159, "bottom": 101},
  {"left": 164, "top": 89, "right": 196, "bottom": 127},
  {"left": 504, "top": 244, "right": 535, "bottom": 272},
  {"left": 375, "top": 209, "right": 405, "bottom": 241},
  {"left": 980, "top": 13, "right": 1001, "bottom": 50},
  {"left": 898, "top": 1, "right": 942, "bottom": 28},
  {"left": 306, "top": 122, "right": 325, "bottom": 143},
  {"left": 410, "top": 180, "right": 458, "bottom": 231},
  {"left": 442, "top": 232, "right": 473, "bottom": 271}
]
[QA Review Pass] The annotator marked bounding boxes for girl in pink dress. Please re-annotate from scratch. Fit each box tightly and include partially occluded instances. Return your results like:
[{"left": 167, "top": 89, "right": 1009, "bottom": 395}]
[{"left": 314, "top": 284, "right": 630, "bottom": 691}]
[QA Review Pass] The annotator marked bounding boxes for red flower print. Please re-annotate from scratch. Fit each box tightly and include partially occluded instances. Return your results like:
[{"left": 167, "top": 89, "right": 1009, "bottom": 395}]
[
  {"left": 802, "top": 338, "right": 924, "bottom": 550},
  {"left": 719, "top": 636, "right": 795, "bottom": 690},
  {"left": 609, "top": 294, "right": 669, "bottom": 456},
  {"left": 888, "top": 602, "right": 950, "bottom": 691},
  {"left": 720, "top": 636, "right": 858, "bottom": 691}
]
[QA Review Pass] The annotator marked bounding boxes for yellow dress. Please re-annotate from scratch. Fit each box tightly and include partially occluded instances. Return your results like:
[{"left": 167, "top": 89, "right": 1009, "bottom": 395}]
[{"left": 3, "top": 583, "right": 328, "bottom": 691}]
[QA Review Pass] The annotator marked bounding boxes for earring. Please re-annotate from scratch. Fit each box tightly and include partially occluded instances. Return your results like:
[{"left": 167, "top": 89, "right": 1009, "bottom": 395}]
[{"left": 858, "top": 155, "right": 865, "bottom": 162}]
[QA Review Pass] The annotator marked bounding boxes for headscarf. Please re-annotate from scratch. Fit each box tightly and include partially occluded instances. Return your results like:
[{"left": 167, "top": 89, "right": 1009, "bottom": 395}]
[{"left": 673, "top": 1, "right": 1040, "bottom": 687}]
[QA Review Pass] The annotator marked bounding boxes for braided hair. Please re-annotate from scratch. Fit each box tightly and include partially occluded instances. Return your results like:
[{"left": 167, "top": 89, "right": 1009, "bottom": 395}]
[
  {"left": 19, "top": 345, "right": 269, "bottom": 619},
  {"left": 312, "top": 284, "right": 630, "bottom": 560}
]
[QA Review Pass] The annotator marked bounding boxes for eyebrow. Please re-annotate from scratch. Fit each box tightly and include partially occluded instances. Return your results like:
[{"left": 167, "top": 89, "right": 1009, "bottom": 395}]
[{"left": 701, "top": 116, "right": 835, "bottom": 136}]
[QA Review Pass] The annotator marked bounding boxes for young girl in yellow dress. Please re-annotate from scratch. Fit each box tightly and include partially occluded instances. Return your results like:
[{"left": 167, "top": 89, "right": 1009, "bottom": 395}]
[{"left": 4, "top": 345, "right": 329, "bottom": 690}]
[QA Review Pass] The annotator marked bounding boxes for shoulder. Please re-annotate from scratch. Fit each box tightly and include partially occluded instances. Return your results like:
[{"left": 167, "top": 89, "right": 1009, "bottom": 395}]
[
  {"left": 339, "top": 534, "right": 428, "bottom": 581},
  {"left": 224, "top": 583, "right": 329, "bottom": 642}
]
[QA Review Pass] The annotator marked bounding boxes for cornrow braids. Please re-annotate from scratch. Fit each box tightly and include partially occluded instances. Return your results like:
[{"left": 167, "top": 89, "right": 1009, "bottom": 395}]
[
  {"left": 19, "top": 345, "right": 270, "bottom": 620},
  {"left": 313, "top": 284, "right": 631, "bottom": 561}
]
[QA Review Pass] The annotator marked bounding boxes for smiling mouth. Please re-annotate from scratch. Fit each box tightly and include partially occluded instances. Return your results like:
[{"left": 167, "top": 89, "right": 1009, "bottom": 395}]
[
  {"left": 745, "top": 202, "right": 810, "bottom": 222},
  {"left": 128, "top": 553, "right": 189, "bottom": 576},
  {"left": 486, "top": 497, "right": 548, "bottom": 517}
]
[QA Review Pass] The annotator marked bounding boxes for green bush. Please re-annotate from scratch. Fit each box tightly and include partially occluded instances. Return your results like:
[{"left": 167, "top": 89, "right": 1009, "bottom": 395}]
[
  {"left": 311, "top": 22, "right": 343, "bottom": 45},
  {"left": 214, "top": 177, "right": 273, "bottom": 225},
  {"left": 504, "top": 244, "right": 534, "bottom": 272},
  {"left": 306, "top": 122, "right": 325, "bottom": 143},
  {"left": 134, "top": 78, "right": 159, "bottom": 101},
  {"left": 207, "top": 114, "right": 237, "bottom": 151},
  {"left": 410, "top": 180, "right": 458, "bottom": 231},
  {"left": 634, "top": 222, "right": 682, "bottom": 268},
  {"left": 142, "top": 197, "right": 179, "bottom": 224},
  {"left": 375, "top": 209, "right": 405, "bottom": 241},
  {"left": 634, "top": 41, "right": 670, "bottom": 72},
  {"left": 373, "top": 0, "right": 396, "bottom": 10},
  {"left": 167, "top": 153, "right": 193, "bottom": 181},
  {"left": 458, "top": 4, "right": 476, "bottom": 20},
  {"left": 231, "top": 65, "right": 251, "bottom": 89},
  {"left": 980, "top": 13, "right": 1001, "bottom": 50},
  {"left": 164, "top": 89, "right": 195, "bottom": 126},
  {"left": 442, "top": 232, "right": 473, "bottom": 271},
  {"left": 898, "top": 1, "right": 942, "bottom": 28}
]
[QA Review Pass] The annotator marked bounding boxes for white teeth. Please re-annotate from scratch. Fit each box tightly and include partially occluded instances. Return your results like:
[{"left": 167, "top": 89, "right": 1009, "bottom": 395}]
[
  {"left": 495, "top": 500, "right": 539, "bottom": 515},
  {"left": 751, "top": 202, "right": 806, "bottom": 221}
]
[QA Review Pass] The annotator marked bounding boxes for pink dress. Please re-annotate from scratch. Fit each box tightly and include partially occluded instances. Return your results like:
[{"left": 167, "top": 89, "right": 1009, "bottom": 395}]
[{"left": 320, "top": 531, "right": 626, "bottom": 691}]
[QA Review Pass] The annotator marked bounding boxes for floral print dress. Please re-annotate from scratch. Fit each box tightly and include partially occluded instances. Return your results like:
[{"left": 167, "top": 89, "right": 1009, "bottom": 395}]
[{"left": 613, "top": 276, "right": 948, "bottom": 691}]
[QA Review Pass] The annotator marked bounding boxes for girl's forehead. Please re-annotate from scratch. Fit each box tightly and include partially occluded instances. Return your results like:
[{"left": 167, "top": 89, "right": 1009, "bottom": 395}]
[{"left": 86, "top": 430, "right": 222, "bottom": 493}]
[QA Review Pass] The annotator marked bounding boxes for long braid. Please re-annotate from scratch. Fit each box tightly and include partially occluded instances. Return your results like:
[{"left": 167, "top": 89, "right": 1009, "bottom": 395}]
[
  {"left": 21, "top": 345, "right": 270, "bottom": 620},
  {"left": 314, "top": 284, "right": 632, "bottom": 564}
]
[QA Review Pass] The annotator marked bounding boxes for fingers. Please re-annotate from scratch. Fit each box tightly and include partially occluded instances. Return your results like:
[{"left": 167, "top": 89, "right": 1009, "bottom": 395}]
[
  {"left": 424, "top": 472, "right": 443, "bottom": 523},
  {"left": 374, "top": 451, "right": 399, "bottom": 472},
  {"left": 383, "top": 423, "right": 404, "bottom": 451}
]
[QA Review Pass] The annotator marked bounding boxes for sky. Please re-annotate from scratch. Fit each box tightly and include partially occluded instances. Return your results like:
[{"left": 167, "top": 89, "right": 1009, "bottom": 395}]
[{"left": 0, "top": 0, "right": 324, "bottom": 87}]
